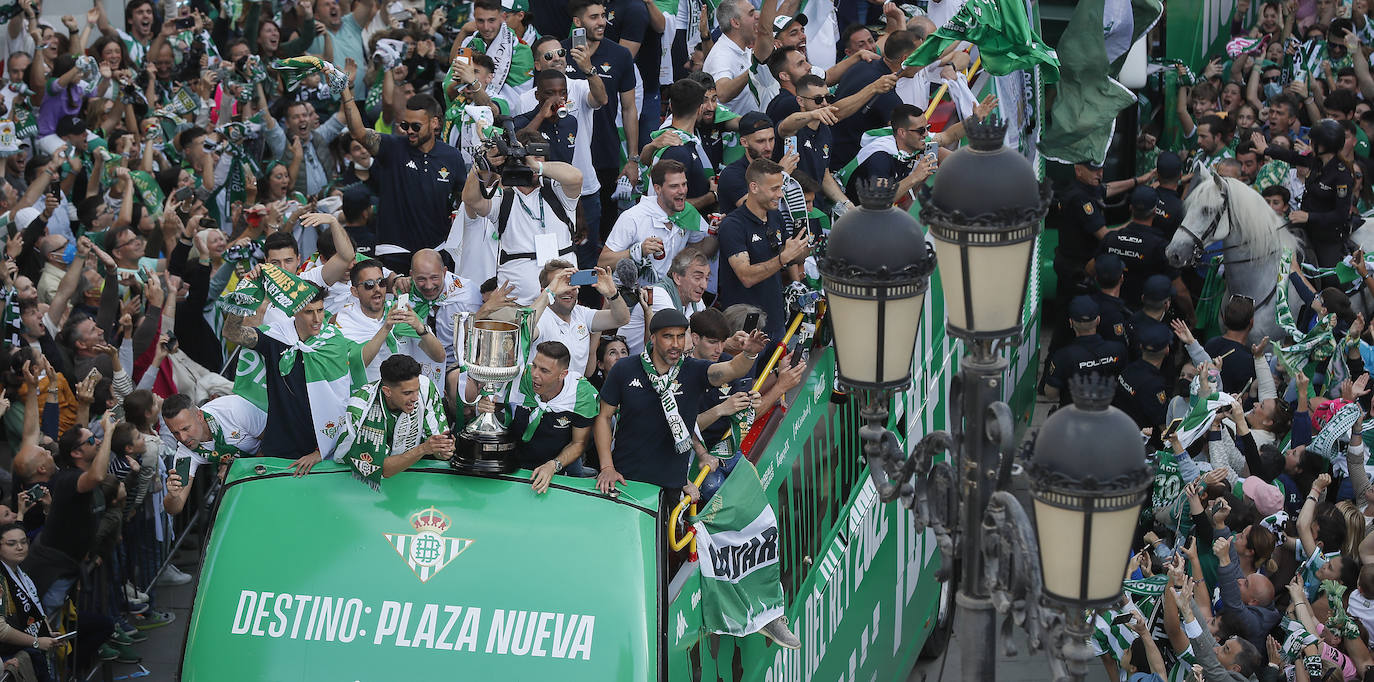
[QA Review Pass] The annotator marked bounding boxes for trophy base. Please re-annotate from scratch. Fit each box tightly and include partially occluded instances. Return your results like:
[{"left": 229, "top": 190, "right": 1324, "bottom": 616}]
[{"left": 451, "top": 430, "right": 518, "bottom": 474}]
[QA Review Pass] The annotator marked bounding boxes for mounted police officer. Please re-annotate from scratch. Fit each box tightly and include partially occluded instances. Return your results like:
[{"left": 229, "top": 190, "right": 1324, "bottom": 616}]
[
  {"left": 1044, "top": 296, "right": 1128, "bottom": 406},
  {"left": 1250, "top": 121, "right": 1354, "bottom": 273}
]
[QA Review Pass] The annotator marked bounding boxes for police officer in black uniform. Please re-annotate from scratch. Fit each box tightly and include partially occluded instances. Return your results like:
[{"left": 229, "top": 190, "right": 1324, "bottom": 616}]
[
  {"left": 1090, "top": 253, "right": 1132, "bottom": 348},
  {"left": 1098, "top": 185, "right": 1181, "bottom": 307},
  {"left": 1051, "top": 161, "right": 1157, "bottom": 300},
  {"left": 1114, "top": 322, "right": 1173, "bottom": 432},
  {"left": 1251, "top": 120, "right": 1354, "bottom": 271},
  {"left": 1044, "top": 296, "right": 1128, "bottom": 406},
  {"left": 1127, "top": 275, "right": 1182, "bottom": 386},
  {"left": 1154, "top": 152, "right": 1185, "bottom": 238}
]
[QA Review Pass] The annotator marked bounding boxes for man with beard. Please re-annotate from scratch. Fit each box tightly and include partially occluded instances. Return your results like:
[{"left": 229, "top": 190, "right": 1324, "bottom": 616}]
[
  {"left": 717, "top": 112, "right": 797, "bottom": 211},
  {"left": 531, "top": 260, "right": 630, "bottom": 377},
  {"left": 161, "top": 393, "right": 267, "bottom": 480},
  {"left": 341, "top": 88, "right": 466, "bottom": 275},
  {"left": 391, "top": 249, "right": 485, "bottom": 393},
  {"left": 601, "top": 159, "right": 716, "bottom": 279},
  {"left": 334, "top": 258, "right": 445, "bottom": 382},
  {"left": 478, "top": 341, "right": 601, "bottom": 491}
]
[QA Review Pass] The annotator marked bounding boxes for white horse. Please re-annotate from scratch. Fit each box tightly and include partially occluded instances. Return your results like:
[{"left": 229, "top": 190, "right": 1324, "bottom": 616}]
[{"left": 1164, "top": 171, "right": 1301, "bottom": 344}]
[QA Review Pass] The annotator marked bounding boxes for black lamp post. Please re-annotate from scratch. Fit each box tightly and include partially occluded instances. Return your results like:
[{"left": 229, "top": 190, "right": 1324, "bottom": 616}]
[{"left": 819, "top": 117, "right": 1153, "bottom": 681}]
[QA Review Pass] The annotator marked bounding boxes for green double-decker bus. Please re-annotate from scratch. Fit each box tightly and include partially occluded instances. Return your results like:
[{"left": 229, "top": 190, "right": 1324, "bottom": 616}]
[{"left": 180, "top": 16, "right": 1053, "bottom": 680}]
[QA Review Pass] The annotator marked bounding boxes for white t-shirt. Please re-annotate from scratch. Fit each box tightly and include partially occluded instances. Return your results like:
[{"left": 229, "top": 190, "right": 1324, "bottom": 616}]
[
  {"left": 703, "top": 34, "right": 762, "bottom": 116},
  {"left": 516, "top": 78, "right": 601, "bottom": 195},
  {"left": 482, "top": 185, "right": 577, "bottom": 303},
  {"left": 333, "top": 299, "right": 390, "bottom": 382},
  {"left": 603, "top": 195, "right": 709, "bottom": 285},
  {"left": 534, "top": 304, "right": 600, "bottom": 377},
  {"left": 183, "top": 394, "right": 267, "bottom": 475}
]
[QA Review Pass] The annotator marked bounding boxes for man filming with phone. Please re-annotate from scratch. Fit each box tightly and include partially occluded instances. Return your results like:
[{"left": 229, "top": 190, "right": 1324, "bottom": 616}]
[{"left": 530, "top": 260, "right": 629, "bottom": 377}]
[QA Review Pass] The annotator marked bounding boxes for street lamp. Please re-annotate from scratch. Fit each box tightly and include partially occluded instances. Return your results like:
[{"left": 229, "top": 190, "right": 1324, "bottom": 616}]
[{"left": 819, "top": 116, "right": 1152, "bottom": 681}]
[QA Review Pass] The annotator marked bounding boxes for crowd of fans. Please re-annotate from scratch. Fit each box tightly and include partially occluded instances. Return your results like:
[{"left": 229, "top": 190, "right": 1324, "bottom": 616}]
[
  {"left": 0, "top": 0, "right": 1000, "bottom": 673},
  {"left": 1042, "top": 0, "right": 1374, "bottom": 680}
]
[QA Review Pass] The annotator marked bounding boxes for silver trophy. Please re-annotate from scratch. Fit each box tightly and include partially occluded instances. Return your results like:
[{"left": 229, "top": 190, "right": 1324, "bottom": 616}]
[{"left": 451, "top": 312, "right": 523, "bottom": 474}]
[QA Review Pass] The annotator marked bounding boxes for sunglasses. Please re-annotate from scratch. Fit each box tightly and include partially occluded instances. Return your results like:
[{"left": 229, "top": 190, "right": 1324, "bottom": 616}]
[
  {"left": 115, "top": 234, "right": 145, "bottom": 249},
  {"left": 906, "top": 126, "right": 929, "bottom": 136},
  {"left": 395, "top": 121, "right": 424, "bottom": 133},
  {"left": 1262, "top": 76, "right": 1281, "bottom": 84},
  {"left": 85, "top": 435, "right": 98, "bottom": 445},
  {"left": 803, "top": 94, "right": 834, "bottom": 105},
  {"left": 355, "top": 278, "right": 383, "bottom": 291},
  {"left": 541, "top": 48, "right": 566, "bottom": 61}
]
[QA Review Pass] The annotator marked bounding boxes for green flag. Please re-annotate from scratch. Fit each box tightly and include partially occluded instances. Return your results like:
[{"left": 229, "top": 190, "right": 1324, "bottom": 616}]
[
  {"left": 901, "top": 0, "right": 1060, "bottom": 82},
  {"left": 217, "top": 263, "right": 319, "bottom": 319},
  {"left": 128, "top": 170, "right": 165, "bottom": 218},
  {"left": 1038, "top": 0, "right": 1163, "bottom": 165},
  {"left": 692, "top": 459, "right": 785, "bottom": 637}
]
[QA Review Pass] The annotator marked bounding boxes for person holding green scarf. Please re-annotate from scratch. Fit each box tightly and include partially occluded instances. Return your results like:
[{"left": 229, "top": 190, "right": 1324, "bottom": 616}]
[
  {"left": 333, "top": 354, "right": 452, "bottom": 491},
  {"left": 477, "top": 340, "right": 599, "bottom": 493},
  {"left": 161, "top": 392, "right": 267, "bottom": 478}
]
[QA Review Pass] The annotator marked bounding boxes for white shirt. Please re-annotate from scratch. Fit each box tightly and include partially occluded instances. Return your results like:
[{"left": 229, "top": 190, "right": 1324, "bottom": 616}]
[
  {"left": 183, "top": 394, "right": 267, "bottom": 475},
  {"left": 603, "top": 195, "right": 708, "bottom": 284},
  {"left": 703, "top": 33, "right": 763, "bottom": 116},
  {"left": 534, "top": 304, "right": 599, "bottom": 376},
  {"left": 622, "top": 285, "right": 705, "bottom": 355},
  {"left": 452, "top": 213, "right": 498, "bottom": 287},
  {"left": 482, "top": 185, "right": 577, "bottom": 303},
  {"left": 517, "top": 79, "right": 601, "bottom": 195},
  {"left": 333, "top": 299, "right": 391, "bottom": 382}
]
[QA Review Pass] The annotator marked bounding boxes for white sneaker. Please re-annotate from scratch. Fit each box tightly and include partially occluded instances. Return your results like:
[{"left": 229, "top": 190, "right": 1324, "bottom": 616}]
[
  {"left": 759, "top": 615, "right": 800, "bottom": 649},
  {"left": 155, "top": 564, "right": 193, "bottom": 586},
  {"left": 123, "top": 583, "right": 149, "bottom": 605}
]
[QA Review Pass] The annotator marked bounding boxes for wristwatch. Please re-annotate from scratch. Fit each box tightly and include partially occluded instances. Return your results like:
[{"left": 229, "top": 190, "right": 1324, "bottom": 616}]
[
  {"left": 418, "top": 324, "right": 432, "bottom": 337},
  {"left": 552, "top": 459, "right": 564, "bottom": 473}
]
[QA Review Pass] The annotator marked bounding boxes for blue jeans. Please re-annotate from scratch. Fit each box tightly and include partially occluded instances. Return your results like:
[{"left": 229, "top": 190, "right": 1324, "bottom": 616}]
[
  {"left": 40, "top": 577, "right": 74, "bottom": 614},
  {"left": 639, "top": 89, "right": 661, "bottom": 150}
]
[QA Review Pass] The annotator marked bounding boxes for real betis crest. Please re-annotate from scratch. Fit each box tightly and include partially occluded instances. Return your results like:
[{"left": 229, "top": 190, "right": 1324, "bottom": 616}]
[{"left": 384, "top": 507, "right": 474, "bottom": 583}]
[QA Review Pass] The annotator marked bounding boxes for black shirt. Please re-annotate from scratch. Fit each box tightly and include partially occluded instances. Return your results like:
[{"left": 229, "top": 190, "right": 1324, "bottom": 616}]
[
  {"left": 716, "top": 157, "right": 750, "bottom": 213},
  {"left": 345, "top": 222, "right": 377, "bottom": 258},
  {"left": 1114, "top": 359, "right": 1170, "bottom": 430},
  {"left": 660, "top": 138, "right": 712, "bottom": 201},
  {"left": 793, "top": 123, "right": 833, "bottom": 185},
  {"left": 1096, "top": 221, "right": 1178, "bottom": 307},
  {"left": 699, "top": 353, "right": 751, "bottom": 447},
  {"left": 1204, "top": 336, "right": 1255, "bottom": 393},
  {"left": 562, "top": 38, "right": 637, "bottom": 171},
  {"left": 529, "top": 0, "right": 572, "bottom": 39},
  {"left": 1090, "top": 291, "right": 1132, "bottom": 348},
  {"left": 1046, "top": 334, "right": 1127, "bottom": 405},
  {"left": 512, "top": 105, "right": 579, "bottom": 164},
  {"left": 831, "top": 59, "right": 901, "bottom": 170},
  {"left": 600, "top": 356, "right": 714, "bottom": 489},
  {"left": 604, "top": 0, "right": 661, "bottom": 95},
  {"left": 1053, "top": 179, "right": 1107, "bottom": 274},
  {"left": 372, "top": 134, "right": 465, "bottom": 253},
  {"left": 766, "top": 91, "right": 801, "bottom": 137},
  {"left": 1264, "top": 147, "right": 1355, "bottom": 242},
  {"left": 1154, "top": 186, "right": 1184, "bottom": 238},
  {"left": 38, "top": 468, "right": 98, "bottom": 562},
  {"left": 847, "top": 150, "right": 913, "bottom": 203},
  {"left": 253, "top": 334, "right": 318, "bottom": 458},
  {"left": 509, "top": 399, "right": 593, "bottom": 470},
  {"left": 717, "top": 205, "right": 788, "bottom": 343}
]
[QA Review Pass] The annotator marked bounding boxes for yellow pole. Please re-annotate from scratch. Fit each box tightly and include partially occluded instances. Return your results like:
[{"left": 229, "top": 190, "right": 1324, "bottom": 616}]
[{"left": 927, "top": 55, "right": 982, "bottom": 114}]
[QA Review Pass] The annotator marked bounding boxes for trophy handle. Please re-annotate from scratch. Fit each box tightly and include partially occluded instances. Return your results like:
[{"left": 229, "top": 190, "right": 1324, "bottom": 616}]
[{"left": 454, "top": 311, "right": 470, "bottom": 367}]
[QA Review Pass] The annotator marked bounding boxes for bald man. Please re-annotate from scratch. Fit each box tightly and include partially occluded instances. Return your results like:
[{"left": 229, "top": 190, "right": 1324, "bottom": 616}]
[
  {"left": 1213, "top": 535, "right": 1280, "bottom": 652},
  {"left": 394, "top": 249, "right": 484, "bottom": 393},
  {"left": 35, "top": 234, "right": 71, "bottom": 305}
]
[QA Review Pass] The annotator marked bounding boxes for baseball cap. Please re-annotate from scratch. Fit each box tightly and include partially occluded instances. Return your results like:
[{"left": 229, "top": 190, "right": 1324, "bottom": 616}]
[
  {"left": 1068, "top": 295, "right": 1099, "bottom": 322},
  {"left": 56, "top": 115, "right": 86, "bottom": 138},
  {"left": 1129, "top": 185, "right": 1160, "bottom": 211},
  {"left": 772, "top": 14, "right": 807, "bottom": 35},
  {"left": 1094, "top": 253, "right": 1124, "bottom": 282},
  {"left": 1242, "top": 476, "right": 1283, "bottom": 516},
  {"left": 650, "top": 309, "right": 691, "bottom": 333},
  {"left": 1142, "top": 274, "right": 1176, "bottom": 303},
  {"left": 1156, "top": 151, "right": 1183, "bottom": 179},
  {"left": 1137, "top": 323, "right": 1172, "bottom": 352},
  {"left": 738, "top": 112, "right": 774, "bottom": 137}
]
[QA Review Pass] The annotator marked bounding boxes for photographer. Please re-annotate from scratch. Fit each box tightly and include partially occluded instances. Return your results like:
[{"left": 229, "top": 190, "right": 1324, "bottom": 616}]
[{"left": 461, "top": 129, "right": 583, "bottom": 304}]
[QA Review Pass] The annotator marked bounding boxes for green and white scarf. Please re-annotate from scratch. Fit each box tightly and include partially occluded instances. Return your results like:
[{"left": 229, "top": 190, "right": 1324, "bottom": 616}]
[
  {"left": 516, "top": 368, "right": 599, "bottom": 441},
  {"left": 217, "top": 263, "right": 318, "bottom": 318},
  {"left": 1276, "top": 251, "right": 1338, "bottom": 378},
  {"left": 1091, "top": 575, "right": 1168, "bottom": 661},
  {"left": 273, "top": 55, "right": 348, "bottom": 95},
  {"left": 194, "top": 411, "right": 247, "bottom": 464},
  {"left": 465, "top": 24, "right": 517, "bottom": 96},
  {"left": 1308, "top": 400, "right": 1363, "bottom": 475},
  {"left": 640, "top": 347, "right": 693, "bottom": 454},
  {"left": 337, "top": 375, "right": 448, "bottom": 490},
  {"left": 258, "top": 315, "right": 368, "bottom": 460}
]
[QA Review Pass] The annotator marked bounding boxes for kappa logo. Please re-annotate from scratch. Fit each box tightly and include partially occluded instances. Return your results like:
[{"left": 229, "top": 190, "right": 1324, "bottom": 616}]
[
  {"left": 384, "top": 507, "right": 474, "bottom": 583},
  {"left": 406, "top": 160, "right": 419, "bottom": 170},
  {"left": 629, "top": 378, "right": 644, "bottom": 388},
  {"left": 750, "top": 234, "right": 763, "bottom": 242}
]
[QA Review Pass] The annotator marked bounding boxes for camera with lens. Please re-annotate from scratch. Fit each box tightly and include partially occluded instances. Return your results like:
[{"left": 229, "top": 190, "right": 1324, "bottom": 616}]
[{"left": 475, "top": 119, "right": 548, "bottom": 188}]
